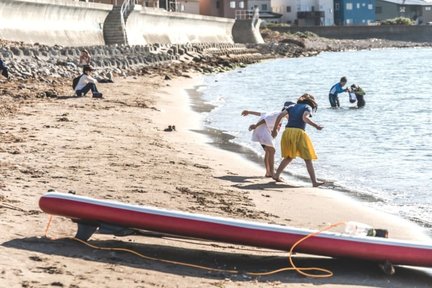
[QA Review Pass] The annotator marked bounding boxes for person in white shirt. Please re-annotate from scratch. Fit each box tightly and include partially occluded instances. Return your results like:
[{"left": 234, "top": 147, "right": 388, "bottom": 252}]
[
  {"left": 242, "top": 101, "right": 295, "bottom": 178},
  {"left": 75, "top": 65, "right": 103, "bottom": 98}
]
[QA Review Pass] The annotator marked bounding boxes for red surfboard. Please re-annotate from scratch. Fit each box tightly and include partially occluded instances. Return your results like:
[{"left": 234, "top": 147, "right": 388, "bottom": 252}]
[{"left": 39, "top": 192, "right": 432, "bottom": 268}]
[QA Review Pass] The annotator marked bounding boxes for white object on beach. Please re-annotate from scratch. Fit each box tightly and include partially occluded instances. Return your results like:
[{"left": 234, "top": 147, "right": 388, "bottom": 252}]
[{"left": 345, "top": 221, "right": 374, "bottom": 236}]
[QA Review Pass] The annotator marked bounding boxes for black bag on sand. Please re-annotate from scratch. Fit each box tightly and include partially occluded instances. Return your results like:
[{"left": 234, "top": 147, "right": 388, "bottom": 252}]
[{"left": 72, "top": 74, "right": 83, "bottom": 90}]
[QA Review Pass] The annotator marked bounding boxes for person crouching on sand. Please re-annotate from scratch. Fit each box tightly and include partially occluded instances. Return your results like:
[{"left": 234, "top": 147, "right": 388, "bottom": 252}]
[
  {"left": 242, "top": 101, "right": 295, "bottom": 178},
  {"left": 271, "top": 94, "right": 324, "bottom": 187},
  {"left": 75, "top": 65, "right": 103, "bottom": 98}
]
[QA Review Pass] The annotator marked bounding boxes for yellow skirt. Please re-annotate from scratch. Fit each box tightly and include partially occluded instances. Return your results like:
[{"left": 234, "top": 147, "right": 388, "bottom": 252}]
[{"left": 280, "top": 128, "right": 317, "bottom": 160}]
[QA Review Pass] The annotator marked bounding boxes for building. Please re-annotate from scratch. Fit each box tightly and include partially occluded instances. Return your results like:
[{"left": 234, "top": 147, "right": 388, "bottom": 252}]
[
  {"left": 157, "top": 0, "right": 199, "bottom": 13},
  {"left": 200, "top": 0, "right": 247, "bottom": 18},
  {"left": 375, "top": 0, "right": 432, "bottom": 24},
  {"left": 334, "top": 0, "right": 375, "bottom": 25},
  {"left": 271, "top": 0, "right": 334, "bottom": 26},
  {"left": 248, "top": 0, "right": 283, "bottom": 22}
]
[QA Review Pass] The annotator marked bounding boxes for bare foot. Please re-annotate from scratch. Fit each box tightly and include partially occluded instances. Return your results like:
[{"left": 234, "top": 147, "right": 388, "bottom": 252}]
[
  {"left": 265, "top": 173, "right": 273, "bottom": 178},
  {"left": 313, "top": 181, "right": 324, "bottom": 187},
  {"left": 273, "top": 176, "right": 284, "bottom": 182}
]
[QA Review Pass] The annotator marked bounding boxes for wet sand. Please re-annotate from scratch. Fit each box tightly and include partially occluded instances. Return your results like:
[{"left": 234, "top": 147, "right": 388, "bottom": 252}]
[{"left": 0, "top": 74, "right": 431, "bottom": 287}]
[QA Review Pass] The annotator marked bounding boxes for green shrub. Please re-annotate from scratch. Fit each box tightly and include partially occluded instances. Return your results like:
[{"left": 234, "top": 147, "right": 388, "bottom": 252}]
[{"left": 380, "top": 17, "right": 413, "bottom": 25}]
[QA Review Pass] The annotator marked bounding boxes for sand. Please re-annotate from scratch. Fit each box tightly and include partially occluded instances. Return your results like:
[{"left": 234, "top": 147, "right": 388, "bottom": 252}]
[{"left": 1, "top": 74, "right": 431, "bottom": 288}]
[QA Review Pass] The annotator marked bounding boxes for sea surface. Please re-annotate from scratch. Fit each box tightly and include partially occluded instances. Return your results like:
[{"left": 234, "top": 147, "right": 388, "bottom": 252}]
[{"left": 196, "top": 47, "right": 432, "bottom": 234}]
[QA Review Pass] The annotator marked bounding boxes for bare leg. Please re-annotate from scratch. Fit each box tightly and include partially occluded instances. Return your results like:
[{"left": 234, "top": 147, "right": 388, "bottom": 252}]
[
  {"left": 264, "top": 146, "right": 275, "bottom": 177},
  {"left": 264, "top": 149, "right": 270, "bottom": 177},
  {"left": 305, "top": 160, "right": 323, "bottom": 187},
  {"left": 273, "top": 157, "right": 293, "bottom": 182}
]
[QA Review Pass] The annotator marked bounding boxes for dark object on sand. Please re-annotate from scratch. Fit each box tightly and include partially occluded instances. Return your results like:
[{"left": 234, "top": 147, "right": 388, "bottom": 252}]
[{"left": 164, "top": 125, "right": 176, "bottom": 132}]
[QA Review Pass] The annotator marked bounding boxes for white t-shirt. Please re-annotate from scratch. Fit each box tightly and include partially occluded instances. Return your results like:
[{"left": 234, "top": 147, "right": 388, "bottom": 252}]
[
  {"left": 75, "top": 74, "right": 98, "bottom": 91},
  {"left": 251, "top": 111, "right": 282, "bottom": 147}
]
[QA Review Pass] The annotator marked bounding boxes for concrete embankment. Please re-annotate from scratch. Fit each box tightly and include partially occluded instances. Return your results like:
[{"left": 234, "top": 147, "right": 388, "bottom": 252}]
[
  {"left": 0, "top": 1, "right": 246, "bottom": 46},
  {"left": 269, "top": 25, "right": 432, "bottom": 43},
  {"left": 0, "top": 0, "right": 110, "bottom": 46},
  {"left": 126, "top": 7, "right": 235, "bottom": 45}
]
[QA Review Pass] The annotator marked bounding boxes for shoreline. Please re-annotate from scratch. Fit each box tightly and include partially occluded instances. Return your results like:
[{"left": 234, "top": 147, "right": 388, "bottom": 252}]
[
  {"left": 188, "top": 73, "right": 432, "bottom": 239},
  {"left": 1, "top": 37, "right": 432, "bottom": 286},
  {"left": 0, "top": 73, "right": 431, "bottom": 287}
]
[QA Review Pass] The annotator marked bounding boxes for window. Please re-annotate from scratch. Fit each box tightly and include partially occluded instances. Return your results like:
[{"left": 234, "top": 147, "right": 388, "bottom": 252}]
[
  {"left": 335, "top": 3, "right": 340, "bottom": 10},
  {"left": 400, "top": 6, "right": 406, "bottom": 13},
  {"left": 261, "top": 4, "right": 267, "bottom": 11},
  {"left": 357, "top": 3, "right": 360, "bottom": 9},
  {"left": 368, "top": 4, "right": 373, "bottom": 10},
  {"left": 346, "top": 3, "right": 353, "bottom": 10},
  {"left": 216, "top": 0, "right": 220, "bottom": 9},
  {"left": 286, "top": 6, "right": 291, "bottom": 12},
  {"left": 230, "top": 1, "right": 236, "bottom": 9},
  {"left": 376, "top": 6, "right": 382, "bottom": 13},
  {"left": 239, "top": 1, "right": 244, "bottom": 9},
  {"left": 426, "top": 7, "right": 431, "bottom": 11}
]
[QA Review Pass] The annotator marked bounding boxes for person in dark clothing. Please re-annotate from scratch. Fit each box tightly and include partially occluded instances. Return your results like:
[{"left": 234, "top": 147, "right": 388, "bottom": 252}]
[
  {"left": 329, "top": 76, "right": 348, "bottom": 108},
  {"left": 350, "top": 84, "right": 366, "bottom": 108}
]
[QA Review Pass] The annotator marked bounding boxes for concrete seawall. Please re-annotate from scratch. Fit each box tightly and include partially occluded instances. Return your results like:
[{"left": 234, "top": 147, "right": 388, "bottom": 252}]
[
  {"left": 126, "top": 7, "right": 234, "bottom": 45},
  {"left": 0, "top": 1, "right": 261, "bottom": 46},
  {"left": 270, "top": 25, "right": 432, "bottom": 43},
  {"left": 0, "top": 0, "right": 110, "bottom": 46}
]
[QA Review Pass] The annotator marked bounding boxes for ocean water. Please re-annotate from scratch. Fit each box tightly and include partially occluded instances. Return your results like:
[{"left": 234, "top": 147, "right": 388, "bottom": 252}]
[{"left": 197, "top": 48, "right": 432, "bottom": 233}]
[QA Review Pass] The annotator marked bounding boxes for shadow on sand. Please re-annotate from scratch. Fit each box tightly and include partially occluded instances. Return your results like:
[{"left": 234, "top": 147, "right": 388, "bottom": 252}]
[
  {"left": 3, "top": 236, "right": 432, "bottom": 286},
  {"left": 215, "top": 175, "right": 298, "bottom": 191}
]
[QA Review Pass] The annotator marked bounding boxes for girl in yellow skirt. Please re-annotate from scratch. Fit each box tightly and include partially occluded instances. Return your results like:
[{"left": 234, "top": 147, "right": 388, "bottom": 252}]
[{"left": 271, "top": 94, "right": 324, "bottom": 187}]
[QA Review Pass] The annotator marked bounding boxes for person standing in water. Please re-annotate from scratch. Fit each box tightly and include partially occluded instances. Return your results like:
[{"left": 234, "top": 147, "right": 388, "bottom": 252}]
[
  {"left": 272, "top": 94, "right": 324, "bottom": 187},
  {"left": 242, "top": 101, "right": 295, "bottom": 178},
  {"left": 329, "top": 76, "right": 349, "bottom": 108},
  {"left": 350, "top": 84, "right": 366, "bottom": 108}
]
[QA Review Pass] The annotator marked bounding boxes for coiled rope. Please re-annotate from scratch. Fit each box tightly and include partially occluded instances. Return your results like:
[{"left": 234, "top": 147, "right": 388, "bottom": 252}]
[{"left": 45, "top": 215, "right": 344, "bottom": 278}]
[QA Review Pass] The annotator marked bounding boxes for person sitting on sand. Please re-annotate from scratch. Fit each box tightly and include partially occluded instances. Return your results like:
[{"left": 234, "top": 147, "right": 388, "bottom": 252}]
[
  {"left": 79, "top": 49, "right": 91, "bottom": 66},
  {"left": 271, "top": 94, "right": 324, "bottom": 187},
  {"left": 74, "top": 65, "right": 103, "bottom": 98},
  {"left": 329, "top": 76, "right": 349, "bottom": 108},
  {"left": 242, "top": 101, "right": 295, "bottom": 178},
  {"left": 0, "top": 58, "right": 9, "bottom": 79},
  {"left": 350, "top": 84, "right": 366, "bottom": 108}
]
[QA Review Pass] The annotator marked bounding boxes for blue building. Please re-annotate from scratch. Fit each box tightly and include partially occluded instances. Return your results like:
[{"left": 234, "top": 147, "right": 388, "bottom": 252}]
[{"left": 334, "top": 0, "right": 376, "bottom": 25}]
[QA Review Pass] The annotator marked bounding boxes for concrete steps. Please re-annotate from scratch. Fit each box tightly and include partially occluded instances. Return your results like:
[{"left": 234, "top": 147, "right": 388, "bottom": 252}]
[{"left": 103, "top": 5, "right": 128, "bottom": 45}]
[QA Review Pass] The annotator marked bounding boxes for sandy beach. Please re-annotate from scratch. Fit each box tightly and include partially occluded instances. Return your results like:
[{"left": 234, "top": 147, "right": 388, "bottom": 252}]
[{"left": 1, "top": 73, "right": 431, "bottom": 287}]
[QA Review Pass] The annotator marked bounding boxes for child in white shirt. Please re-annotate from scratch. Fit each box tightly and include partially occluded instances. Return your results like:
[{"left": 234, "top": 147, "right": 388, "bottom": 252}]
[{"left": 241, "top": 101, "right": 294, "bottom": 178}]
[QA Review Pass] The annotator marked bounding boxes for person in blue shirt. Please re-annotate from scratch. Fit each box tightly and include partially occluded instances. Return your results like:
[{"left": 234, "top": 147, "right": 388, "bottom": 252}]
[
  {"left": 329, "top": 76, "right": 348, "bottom": 108},
  {"left": 0, "top": 58, "right": 9, "bottom": 79},
  {"left": 271, "top": 94, "right": 324, "bottom": 187}
]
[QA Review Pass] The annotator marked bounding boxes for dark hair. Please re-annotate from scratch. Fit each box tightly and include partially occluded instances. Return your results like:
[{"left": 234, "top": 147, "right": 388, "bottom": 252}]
[
  {"left": 340, "top": 76, "right": 347, "bottom": 83},
  {"left": 297, "top": 93, "right": 318, "bottom": 111},
  {"left": 82, "top": 65, "right": 93, "bottom": 73}
]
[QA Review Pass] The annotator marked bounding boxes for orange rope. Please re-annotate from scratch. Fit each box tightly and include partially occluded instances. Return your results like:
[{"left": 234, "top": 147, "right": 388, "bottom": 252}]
[{"left": 44, "top": 215, "right": 344, "bottom": 278}]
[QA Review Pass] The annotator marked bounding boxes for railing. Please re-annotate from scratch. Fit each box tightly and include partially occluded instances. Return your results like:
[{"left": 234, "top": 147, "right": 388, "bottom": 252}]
[
  {"left": 168, "top": 1, "right": 184, "bottom": 12},
  {"left": 235, "top": 8, "right": 260, "bottom": 20},
  {"left": 118, "top": 0, "right": 135, "bottom": 44}
]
